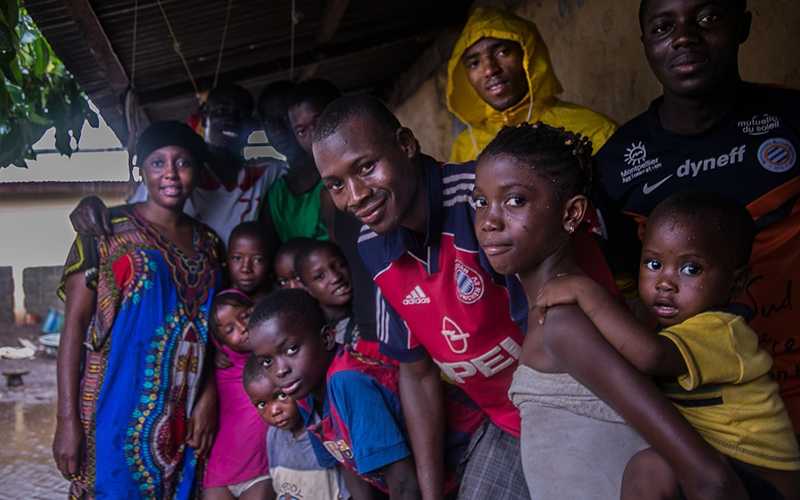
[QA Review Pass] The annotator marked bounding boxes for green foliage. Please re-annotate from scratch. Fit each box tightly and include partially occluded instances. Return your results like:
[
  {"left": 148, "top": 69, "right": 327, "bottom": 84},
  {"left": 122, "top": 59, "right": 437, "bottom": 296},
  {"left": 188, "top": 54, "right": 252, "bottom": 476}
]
[{"left": 0, "top": 1, "right": 98, "bottom": 168}]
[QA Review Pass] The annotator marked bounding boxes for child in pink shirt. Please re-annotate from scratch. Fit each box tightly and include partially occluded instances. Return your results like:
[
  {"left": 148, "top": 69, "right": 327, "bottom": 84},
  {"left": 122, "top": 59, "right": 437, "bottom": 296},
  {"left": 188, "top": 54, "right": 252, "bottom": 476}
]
[{"left": 203, "top": 289, "right": 272, "bottom": 499}]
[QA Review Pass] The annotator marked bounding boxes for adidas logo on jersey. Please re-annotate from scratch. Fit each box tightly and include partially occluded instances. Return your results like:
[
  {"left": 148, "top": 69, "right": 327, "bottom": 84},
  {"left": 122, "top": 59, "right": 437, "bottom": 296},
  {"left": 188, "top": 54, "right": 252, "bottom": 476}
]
[{"left": 403, "top": 286, "right": 431, "bottom": 305}]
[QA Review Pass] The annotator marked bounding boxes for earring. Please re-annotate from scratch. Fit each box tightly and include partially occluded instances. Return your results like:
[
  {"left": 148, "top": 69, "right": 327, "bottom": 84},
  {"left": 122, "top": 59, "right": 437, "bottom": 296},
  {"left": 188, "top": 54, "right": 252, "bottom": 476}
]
[{"left": 567, "top": 225, "right": 575, "bottom": 234}]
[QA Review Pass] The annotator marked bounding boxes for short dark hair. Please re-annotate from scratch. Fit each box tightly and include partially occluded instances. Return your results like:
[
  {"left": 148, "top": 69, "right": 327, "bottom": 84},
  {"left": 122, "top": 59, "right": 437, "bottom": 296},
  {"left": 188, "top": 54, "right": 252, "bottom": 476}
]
[
  {"left": 294, "top": 240, "right": 348, "bottom": 283},
  {"left": 243, "top": 353, "right": 270, "bottom": 391},
  {"left": 248, "top": 288, "right": 326, "bottom": 337},
  {"left": 209, "top": 289, "right": 254, "bottom": 343},
  {"left": 229, "top": 221, "right": 270, "bottom": 253},
  {"left": 478, "top": 122, "right": 593, "bottom": 201},
  {"left": 648, "top": 191, "right": 755, "bottom": 268},
  {"left": 275, "top": 237, "right": 316, "bottom": 268},
  {"left": 639, "top": 0, "right": 747, "bottom": 27},
  {"left": 257, "top": 80, "right": 295, "bottom": 123},
  {"left": 312, "top": 94, "right": 401, "bottom": 145},
  {"left": 207, "top": 83, "right": 254, "bottom": 115},
  {"left": 288, "top": 79, "right": 341, "bottom": 115}
]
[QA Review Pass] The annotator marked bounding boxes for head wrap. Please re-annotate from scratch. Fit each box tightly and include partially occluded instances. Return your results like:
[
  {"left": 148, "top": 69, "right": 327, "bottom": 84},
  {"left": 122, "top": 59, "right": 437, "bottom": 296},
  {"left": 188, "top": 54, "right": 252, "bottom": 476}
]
[{"left": 135, "top": 120, "right": 209, "bottom": 167}]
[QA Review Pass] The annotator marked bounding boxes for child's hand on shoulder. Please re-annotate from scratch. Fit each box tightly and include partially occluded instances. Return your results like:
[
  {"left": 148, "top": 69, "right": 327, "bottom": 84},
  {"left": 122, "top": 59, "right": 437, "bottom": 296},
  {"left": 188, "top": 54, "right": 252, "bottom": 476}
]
[
  {"left": 214, "top": 348, "right": 233, "bottom": 369},
  {"left": 534, "top": 274, "right": 596, "bottom": 325}
]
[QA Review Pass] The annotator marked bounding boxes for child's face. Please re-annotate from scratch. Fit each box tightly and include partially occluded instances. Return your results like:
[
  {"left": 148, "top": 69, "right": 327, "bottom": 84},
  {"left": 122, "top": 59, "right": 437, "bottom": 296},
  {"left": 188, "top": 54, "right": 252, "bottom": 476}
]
[
  {"left": 473, "top": 154, "right": 567, "bottom": 275},
  {"left": 228, "top": 235, "right": 269, "bottom": 294},
  {"left": 245, "top": 377, "right": 301, "bottom": 432},
  {"left": 638, "top": 216, "right": 735, "bottom": 327},
  {"left": 249, "top": 313, "right": 332, "bottom": 400},
  {"left": 299, "top": 248, "right": 352, "bottom": 307},
  {"left": 274, "top": 252, "right": 304, "bottom": 290},
  {"left": 214, "top": 304, "right": 252, "bottom": 352}
]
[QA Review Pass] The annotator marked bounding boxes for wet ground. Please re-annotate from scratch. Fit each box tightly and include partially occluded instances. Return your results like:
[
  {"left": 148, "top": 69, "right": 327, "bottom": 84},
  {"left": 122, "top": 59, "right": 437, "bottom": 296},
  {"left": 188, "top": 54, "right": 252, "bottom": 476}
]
[{"left": 0, "top": 356, "right": 69, "bottom": 499}]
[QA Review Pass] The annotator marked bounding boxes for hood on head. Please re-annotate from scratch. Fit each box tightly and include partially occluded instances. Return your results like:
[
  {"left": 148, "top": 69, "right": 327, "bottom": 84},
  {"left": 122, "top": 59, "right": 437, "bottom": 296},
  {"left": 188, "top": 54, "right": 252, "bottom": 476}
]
[{"left": 446, "top": 6, "right": 563, "bottom": 129}]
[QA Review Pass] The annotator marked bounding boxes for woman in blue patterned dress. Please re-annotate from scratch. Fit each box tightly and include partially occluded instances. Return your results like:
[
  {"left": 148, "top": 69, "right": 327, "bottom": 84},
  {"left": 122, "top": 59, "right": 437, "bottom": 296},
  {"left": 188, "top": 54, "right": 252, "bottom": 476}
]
[{"left": 53, "top": 121, "right": 225, "bottom": 499}]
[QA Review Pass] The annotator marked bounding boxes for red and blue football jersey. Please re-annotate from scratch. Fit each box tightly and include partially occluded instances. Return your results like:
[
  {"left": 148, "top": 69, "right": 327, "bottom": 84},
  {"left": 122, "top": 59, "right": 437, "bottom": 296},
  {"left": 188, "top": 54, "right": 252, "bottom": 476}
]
[
  {"left": 297, "top": 338, "right": 479, "bottom": 493},
  {"left": 358, "top": 156, "right": 617, "bottom": 438}
]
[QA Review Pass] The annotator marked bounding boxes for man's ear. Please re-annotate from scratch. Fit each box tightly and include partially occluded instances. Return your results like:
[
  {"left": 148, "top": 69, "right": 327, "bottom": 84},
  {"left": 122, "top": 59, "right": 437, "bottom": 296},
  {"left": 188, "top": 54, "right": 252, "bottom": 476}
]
[
  {"left": 562, "top": 195, "right": 589, "bottom": 234},
  {"left": 320, "top": 325, "right": 336, "bottom": 351},
  {"left": 396, "top": 127, "right": 420, "bottom": 159}
]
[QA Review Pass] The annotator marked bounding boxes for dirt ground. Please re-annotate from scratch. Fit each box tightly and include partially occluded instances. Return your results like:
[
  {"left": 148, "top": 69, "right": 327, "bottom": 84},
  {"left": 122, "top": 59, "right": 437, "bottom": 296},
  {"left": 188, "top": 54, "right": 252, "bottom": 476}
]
[{"left": 0, "top": 351, "right": 69, "bottom": 499}]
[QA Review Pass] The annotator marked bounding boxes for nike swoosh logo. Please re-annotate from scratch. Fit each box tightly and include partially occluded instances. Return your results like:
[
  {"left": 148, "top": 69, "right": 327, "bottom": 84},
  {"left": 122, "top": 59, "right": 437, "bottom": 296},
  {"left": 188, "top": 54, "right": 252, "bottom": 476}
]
[{"left": 643, "top": 174, "right": 673, "bottom": 195}]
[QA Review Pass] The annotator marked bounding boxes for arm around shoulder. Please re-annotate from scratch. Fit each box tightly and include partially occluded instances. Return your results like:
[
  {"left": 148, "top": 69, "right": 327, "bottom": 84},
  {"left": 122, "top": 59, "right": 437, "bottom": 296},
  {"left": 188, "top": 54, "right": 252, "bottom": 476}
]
[{"left": 537, "top": 276, "right": 686, "bottom": 377}]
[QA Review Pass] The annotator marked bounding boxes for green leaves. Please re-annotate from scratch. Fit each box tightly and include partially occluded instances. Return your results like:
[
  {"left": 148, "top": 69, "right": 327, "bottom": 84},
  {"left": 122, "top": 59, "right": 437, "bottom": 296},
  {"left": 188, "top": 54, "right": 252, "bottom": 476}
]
[{"left": 0, "top": 2, "right": 98, "bottom": 168}]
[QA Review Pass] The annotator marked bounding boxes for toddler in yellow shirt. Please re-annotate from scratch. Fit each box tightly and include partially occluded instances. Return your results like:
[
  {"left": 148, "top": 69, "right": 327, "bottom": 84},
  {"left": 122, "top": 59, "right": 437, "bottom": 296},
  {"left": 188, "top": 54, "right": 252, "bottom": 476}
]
[{"left": 535, "top": 191, "right": 800, "bottom": 500}]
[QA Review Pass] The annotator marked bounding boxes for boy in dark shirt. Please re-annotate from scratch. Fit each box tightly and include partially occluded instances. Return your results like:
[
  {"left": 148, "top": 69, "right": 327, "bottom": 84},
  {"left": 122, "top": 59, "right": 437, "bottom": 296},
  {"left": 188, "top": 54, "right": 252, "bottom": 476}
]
[{"left": 595, "top": 0, "right": 800, "bottom": 432}]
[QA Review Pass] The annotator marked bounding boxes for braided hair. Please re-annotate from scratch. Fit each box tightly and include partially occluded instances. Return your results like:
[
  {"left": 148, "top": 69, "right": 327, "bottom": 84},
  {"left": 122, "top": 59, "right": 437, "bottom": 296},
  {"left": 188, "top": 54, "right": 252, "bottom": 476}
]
[{"left": 478, "top": 122, "right": 594, "bottom": 201}]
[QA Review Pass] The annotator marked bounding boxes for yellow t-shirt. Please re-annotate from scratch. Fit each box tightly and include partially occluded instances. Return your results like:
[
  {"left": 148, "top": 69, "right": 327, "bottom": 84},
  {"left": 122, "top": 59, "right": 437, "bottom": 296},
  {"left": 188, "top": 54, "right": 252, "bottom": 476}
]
[{"left": 659, "top": 311, "right": 800, "bottom": 471}]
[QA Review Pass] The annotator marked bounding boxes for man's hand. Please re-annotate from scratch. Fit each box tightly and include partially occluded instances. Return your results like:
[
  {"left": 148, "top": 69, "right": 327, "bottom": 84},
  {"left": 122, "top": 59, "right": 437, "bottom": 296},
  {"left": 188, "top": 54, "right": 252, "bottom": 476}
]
[{"left": 69, "top": 195, "right": 112, "bottom": 236}]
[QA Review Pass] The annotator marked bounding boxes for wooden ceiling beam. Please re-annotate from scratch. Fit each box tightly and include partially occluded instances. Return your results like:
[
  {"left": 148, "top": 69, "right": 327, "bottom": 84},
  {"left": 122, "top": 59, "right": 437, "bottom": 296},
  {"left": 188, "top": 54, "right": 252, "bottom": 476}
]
[
  {"left": 137, "top": 28, "right": 437, "bottom": 106},
  {"left": 62, "top": 0, "right": 130, "bottom": 94},
  {"left": 60, "top": 0, "right": 155, "bottom": 142},
  {"left": 298, "top": 0, "right": 350, "bottom": 81}
]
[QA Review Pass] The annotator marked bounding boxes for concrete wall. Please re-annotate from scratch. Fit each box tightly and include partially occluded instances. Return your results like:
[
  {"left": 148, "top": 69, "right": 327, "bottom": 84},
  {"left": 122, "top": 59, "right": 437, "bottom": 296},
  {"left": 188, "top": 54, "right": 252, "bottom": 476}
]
[
  {"left": 394, "top": 0, "right": 800, "bottom": 160},
  {"left": 0, "top": 192, "right": 126, "bottom": 321},
  {"left": 22, "top": 266, "right": 64, "bottom": 321}
]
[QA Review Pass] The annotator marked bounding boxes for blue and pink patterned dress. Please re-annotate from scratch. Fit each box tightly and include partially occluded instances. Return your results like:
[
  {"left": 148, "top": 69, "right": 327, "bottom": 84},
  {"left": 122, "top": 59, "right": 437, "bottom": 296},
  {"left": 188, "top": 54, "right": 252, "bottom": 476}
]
[{"left": 60, "top": 205, "right": 224, "bottom": 499}]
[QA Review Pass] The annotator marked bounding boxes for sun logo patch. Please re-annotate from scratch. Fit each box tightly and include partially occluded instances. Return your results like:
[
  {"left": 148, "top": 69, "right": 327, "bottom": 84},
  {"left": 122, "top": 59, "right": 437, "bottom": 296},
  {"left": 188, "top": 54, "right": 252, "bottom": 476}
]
[
  {"left": 758, "top": 138, "right": 796, "bottom": 173},
  {"left": 454, "top": 260, "right": 484, "bottom": 304}
]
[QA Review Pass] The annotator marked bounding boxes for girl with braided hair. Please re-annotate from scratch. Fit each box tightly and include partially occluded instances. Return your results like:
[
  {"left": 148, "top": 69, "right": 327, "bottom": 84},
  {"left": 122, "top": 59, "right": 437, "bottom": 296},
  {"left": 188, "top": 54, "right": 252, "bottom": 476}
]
[{"left": 473, "top": 122, "right": 748, "bottom": 500}]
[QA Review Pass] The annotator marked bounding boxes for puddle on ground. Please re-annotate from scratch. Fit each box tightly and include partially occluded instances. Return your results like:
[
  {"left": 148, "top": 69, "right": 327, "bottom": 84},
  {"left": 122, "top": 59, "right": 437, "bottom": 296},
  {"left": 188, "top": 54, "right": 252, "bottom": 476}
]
[
  {"left": 0, "top": 400, "right": 69, "bottom": 499},
  {"left": 0, "top": 353, "right": 69, "bottom": 500}
]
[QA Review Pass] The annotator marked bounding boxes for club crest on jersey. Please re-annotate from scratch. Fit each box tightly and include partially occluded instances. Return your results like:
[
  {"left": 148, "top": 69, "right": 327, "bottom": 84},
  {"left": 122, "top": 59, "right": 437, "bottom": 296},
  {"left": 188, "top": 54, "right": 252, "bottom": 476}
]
[
  {"left": 442, "top": 316, "right": 470, "bottom": 354},
  {"left": 323, "top": 440, "right": 353, "bottom": 463},
  {"left": 454, "top": 260, "right": 484, "bottom": 304},
  {"left": 758, "top": 138, "right": 796, "bottom": 173}
]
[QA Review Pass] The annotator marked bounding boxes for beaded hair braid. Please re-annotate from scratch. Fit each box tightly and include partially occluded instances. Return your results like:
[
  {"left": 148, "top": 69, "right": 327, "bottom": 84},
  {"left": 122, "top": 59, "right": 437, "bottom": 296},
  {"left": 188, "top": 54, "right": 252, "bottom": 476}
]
[{"left": 478, "top": 122, "right": 594, "bottom": 201}]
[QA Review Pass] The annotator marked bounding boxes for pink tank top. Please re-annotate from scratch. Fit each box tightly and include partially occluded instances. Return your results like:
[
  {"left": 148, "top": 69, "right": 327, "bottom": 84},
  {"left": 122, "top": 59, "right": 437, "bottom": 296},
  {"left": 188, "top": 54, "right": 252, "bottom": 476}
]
[{"left": 204, "top": 346, "right": 269, "bottom": 487}]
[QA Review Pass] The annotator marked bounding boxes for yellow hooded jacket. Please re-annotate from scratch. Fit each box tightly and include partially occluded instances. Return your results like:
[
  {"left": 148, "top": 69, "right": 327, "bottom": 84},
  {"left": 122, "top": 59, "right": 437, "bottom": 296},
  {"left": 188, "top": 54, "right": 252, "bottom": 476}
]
[{"left": 447, "top": 7, "right": 617, "bottom": 163}]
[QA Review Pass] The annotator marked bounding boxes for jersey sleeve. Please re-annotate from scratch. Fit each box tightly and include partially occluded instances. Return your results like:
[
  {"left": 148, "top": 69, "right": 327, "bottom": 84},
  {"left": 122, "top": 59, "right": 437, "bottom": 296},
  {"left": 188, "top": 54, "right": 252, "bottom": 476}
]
[
  {"left": 659, "top": 315, "right": 754, "bottom": 390},
  {"left": 327, "top": 370, "right": 411, "bottom": 475},
  {"left": 375, "top": 293, "right": 427, "bottom": 362}
]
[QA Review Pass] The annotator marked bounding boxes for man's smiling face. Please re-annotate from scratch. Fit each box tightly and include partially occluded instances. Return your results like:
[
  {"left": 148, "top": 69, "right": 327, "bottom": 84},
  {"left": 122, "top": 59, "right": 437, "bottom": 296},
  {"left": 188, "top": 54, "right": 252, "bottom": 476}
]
[{"left": 313, "top": 115, "right": 421, "bottom": 234}]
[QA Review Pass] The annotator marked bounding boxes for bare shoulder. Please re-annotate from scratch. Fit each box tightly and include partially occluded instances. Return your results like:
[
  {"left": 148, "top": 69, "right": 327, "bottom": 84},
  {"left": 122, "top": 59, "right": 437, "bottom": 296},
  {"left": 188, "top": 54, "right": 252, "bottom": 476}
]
[{"left": 525, "top": 304, "right": 598, "bottom": 370}]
